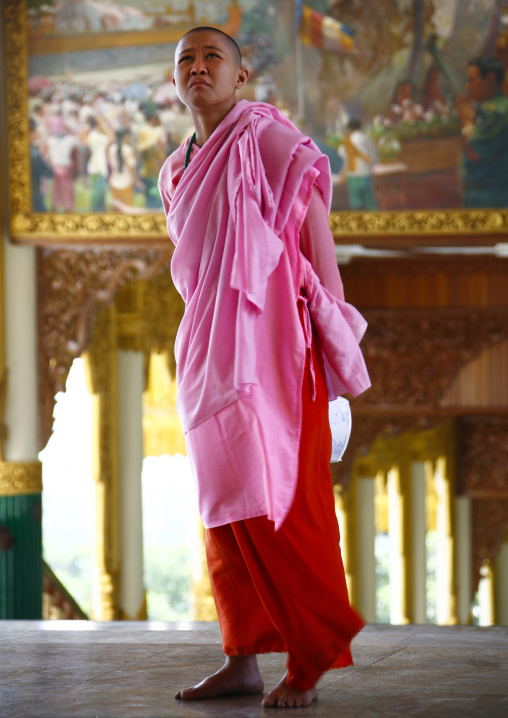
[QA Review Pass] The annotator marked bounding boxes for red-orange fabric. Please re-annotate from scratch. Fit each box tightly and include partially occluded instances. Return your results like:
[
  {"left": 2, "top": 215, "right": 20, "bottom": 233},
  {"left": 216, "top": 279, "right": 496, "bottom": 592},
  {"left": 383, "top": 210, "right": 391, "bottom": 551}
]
[{"left": 205, "top": 317, "right": 365, "bottom": 691}]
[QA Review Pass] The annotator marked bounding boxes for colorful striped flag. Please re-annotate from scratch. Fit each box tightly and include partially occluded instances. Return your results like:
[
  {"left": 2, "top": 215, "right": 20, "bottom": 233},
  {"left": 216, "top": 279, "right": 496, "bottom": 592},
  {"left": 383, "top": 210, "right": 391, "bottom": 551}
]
[{"left": 297, "top": 2, "right": 357, "bottom": 56}]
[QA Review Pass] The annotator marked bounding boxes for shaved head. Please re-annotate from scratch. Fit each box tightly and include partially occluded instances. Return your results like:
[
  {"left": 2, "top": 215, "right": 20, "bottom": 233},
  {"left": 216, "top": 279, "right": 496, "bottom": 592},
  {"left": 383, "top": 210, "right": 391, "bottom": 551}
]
[{"left": 177, "top": 27, "right": 242, "bottom": 68}]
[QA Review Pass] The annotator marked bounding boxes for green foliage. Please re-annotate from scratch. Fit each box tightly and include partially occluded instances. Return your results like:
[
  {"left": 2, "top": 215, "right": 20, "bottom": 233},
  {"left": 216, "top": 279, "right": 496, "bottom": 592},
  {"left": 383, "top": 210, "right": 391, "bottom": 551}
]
[
  {"left": 44, "top": 541, "right": 192, "bottom": 621},
  {"left": 426, "top": 530, "right": 437, "bottom": 624},
  {"left": 43, "top": 540, "right": 92, "bottom": 617},
  {"left": 471, "top": 592, "right": 480, "bottom": 625},
  {"left": 375, "top": 533, "right": 391, "bottom": 623},
  {"left": 376, "top": 530, "right": 438, "bottom": 624},
  {"left": 144, "top": 544, "right": 191, "bottom": 621}
]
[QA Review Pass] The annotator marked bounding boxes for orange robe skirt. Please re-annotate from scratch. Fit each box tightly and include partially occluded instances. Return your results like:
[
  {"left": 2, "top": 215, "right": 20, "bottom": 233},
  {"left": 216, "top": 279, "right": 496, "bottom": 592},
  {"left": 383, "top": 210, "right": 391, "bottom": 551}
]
[{"left": 205, "top": 314, "right": 365, "bottom": 691}]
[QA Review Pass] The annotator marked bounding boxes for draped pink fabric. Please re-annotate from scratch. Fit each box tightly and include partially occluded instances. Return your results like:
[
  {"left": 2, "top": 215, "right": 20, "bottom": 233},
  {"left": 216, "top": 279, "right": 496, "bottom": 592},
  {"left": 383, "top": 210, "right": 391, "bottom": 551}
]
[{"left": 159, "top": 100, "right": 370, "bottom": 530}]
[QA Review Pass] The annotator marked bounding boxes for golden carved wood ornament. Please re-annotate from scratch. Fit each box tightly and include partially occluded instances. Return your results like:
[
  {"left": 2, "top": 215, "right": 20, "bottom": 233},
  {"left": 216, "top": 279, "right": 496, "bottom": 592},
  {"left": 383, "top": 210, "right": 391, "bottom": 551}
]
[{"left": 4, "top": 0, "right": 508, "bottom": 244}]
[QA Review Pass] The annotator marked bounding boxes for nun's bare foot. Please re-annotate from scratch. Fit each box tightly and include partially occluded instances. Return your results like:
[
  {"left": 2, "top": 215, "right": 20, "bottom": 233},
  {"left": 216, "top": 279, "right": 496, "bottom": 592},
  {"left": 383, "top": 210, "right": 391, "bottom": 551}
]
[
  {"left": 175, "top": 655, "right": 263, "bottom": 700},
  {"left": 262, "top": 673, "right": 318, "bottom": 708}
]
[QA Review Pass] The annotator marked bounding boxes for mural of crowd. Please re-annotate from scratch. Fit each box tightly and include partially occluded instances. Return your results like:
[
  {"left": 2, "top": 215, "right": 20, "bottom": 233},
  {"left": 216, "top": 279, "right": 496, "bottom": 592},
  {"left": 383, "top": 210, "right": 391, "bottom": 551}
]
[
  {"left": 26, "top": 0, "right": 281, "bottom": 214},
  {"left": 26, "top": 0, "right": 508, "bottom": 213},
  {"left": 311, "top": 0, "right": 508, "bottom": 211},
  {"left": 28, "top": 75, "right": 194, "bottom": 213},
  {"left": 326, "top": 51, "right": 508, "bottom": 212}
]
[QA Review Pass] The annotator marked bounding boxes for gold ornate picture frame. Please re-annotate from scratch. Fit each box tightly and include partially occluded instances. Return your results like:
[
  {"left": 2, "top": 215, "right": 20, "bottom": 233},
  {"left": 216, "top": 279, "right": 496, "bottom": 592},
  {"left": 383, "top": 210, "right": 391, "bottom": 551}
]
[
  {"left": 4, "top": 0, "right": 508, "bottom": 246},
  {"left": 4, "top": 0, "right": 167, "bottom": 246}
]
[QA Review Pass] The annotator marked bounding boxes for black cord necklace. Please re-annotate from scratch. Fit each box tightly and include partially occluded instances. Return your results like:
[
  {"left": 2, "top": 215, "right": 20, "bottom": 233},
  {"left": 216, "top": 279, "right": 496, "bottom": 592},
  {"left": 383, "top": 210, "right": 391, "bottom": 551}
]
[{"left": 184, "top": 132, "right": 196, "bottom": 171}]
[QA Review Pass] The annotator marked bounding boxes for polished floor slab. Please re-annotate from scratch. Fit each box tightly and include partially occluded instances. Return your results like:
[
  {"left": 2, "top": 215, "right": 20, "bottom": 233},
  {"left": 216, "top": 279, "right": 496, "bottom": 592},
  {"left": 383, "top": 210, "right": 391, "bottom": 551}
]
[{"left": 1, "top": 622, "right": 507, "bottom": 717}]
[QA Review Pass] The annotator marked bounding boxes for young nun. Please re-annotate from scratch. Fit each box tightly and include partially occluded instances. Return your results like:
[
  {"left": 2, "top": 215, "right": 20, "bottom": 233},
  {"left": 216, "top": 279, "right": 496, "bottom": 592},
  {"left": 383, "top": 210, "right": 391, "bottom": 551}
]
[{"left": 158, "top": 27, "right": 370, "bottom": 709}]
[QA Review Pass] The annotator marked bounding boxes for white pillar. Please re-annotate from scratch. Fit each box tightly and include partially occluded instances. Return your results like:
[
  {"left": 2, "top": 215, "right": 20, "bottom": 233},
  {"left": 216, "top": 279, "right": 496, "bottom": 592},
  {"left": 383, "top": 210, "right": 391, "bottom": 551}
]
[
  {"left": 118, "top": 349, "right": 145, "bottom": 619},
  {"left": 3, "top": 242, "right": 38, "bottom": 461},
  {"left": 494, "top": 540, "right": 508, "bottom": 626},
  {"left": 334, "top": 485, "right": 357, "bottom": 607},
  {"left": 434, "top": 457, "right": 457, "bottom": 625},
  {"left": 388, "top": 467, "right": 405, "bottom": 624},
  {"left": 478, "top": 561, "right": 495, "bottom": 627},
  {"left": 410, "top": 461, "right": 427, "bottom": 624},
  {"left": 356, "top": 477, "right": 376, "bottom": 623},
  {"left": 454, "top": 495, "right": 472, "bottom": 625}
]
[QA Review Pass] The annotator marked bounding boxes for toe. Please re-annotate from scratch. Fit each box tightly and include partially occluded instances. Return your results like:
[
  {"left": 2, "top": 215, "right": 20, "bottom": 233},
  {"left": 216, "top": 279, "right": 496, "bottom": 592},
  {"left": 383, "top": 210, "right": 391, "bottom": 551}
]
[{"left": 174, "top": 692, "right": 182, "bottom": 700}]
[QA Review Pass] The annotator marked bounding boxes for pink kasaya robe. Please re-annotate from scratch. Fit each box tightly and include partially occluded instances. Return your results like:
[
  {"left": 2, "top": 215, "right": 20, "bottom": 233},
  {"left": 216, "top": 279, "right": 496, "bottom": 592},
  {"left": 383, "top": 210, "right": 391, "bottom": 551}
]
[{"left": 158, "top": 100, "right": 370, "bottom": 530}]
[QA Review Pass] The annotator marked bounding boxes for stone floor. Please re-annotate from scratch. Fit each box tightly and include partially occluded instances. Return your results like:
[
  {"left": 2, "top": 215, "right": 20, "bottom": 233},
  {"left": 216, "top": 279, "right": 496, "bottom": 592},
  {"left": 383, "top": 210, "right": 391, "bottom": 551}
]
[{"left": 1, "top": 621, "right": 507, "bottom": 717}]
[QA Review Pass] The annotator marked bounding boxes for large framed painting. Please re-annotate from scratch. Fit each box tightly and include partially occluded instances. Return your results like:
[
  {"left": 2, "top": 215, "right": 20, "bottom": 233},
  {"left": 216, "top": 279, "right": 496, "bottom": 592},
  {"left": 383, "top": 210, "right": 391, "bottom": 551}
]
[{"left": 4, "top": 0, "right": 508, "bottom": 244}]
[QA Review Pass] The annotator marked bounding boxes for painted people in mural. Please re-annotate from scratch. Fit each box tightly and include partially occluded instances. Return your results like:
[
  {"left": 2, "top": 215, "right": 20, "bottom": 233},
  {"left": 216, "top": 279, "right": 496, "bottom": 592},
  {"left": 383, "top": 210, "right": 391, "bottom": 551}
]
[
  {"left": 457, "top": 55, "right": 508, "bottom": 208},
  {"left": 337, "top": 118, "right": 378, "bottom": 210},
  {"left": 106, "top": 127, "right": 144, "bottom": 209},
  {"left": 26, "top": 0, "right": 508, "bottom": 213},
  {"left": 46, "top": 114, "right": 80, "bottom": 211},
  {"left": 138, "top": 112, "right": 168, "bottom": 209},
  {"left": 29, "top": 117, "right": 53, "bottom": 212},
  {"left": 85, "top": 116, "right": 114, "bottom": 212}
]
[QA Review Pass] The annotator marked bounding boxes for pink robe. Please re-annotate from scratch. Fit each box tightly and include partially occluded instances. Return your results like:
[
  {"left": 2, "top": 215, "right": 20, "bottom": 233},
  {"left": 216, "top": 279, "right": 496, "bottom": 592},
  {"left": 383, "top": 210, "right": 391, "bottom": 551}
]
[{"left": 159, "top": 100, "right": 370, "bottom": 530}]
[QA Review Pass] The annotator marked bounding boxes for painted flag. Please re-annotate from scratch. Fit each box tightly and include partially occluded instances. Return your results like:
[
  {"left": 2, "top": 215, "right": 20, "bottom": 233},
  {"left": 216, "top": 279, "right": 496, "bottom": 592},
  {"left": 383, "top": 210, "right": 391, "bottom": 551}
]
[{"left": 298, "top": 2, "right": 357, "bottom": 56}]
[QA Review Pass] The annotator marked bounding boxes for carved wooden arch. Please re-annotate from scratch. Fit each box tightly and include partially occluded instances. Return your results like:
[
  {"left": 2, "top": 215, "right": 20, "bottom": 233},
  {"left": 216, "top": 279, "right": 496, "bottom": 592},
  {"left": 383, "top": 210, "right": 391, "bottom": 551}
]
[
  {"left": 37, "top": 247, "right": 175, "bottom": 452},
  {"left": 332, "top": 306, "right": 508, "bottom": 593},
  {"left": 38, "top": 248, "right": 508, "bottom": 599},
  {"left": 333, "top": 306, "right": 508, "bottom": 488},
  {"left": 457, "top": 415, "right": 508, "bottom": 592},
  {"left": 358, "top": 308, "right": 508, "bottom": 409}
]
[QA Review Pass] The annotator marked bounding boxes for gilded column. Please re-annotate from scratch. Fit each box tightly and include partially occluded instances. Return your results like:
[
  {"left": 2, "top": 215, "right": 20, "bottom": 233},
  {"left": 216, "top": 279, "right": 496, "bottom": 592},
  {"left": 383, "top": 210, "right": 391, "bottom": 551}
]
[
  {"left": 190, "top": 517, "right": 218, "bottom": 621},
  {"left": 84, "top": 281, "right": 148, "bottom": 621},
  {"left": 334, "top": 482, "right": 358, "bottom": 611},
  {"left": 434, "top": 455, "right": 459, "bottom": 625},
  {"left": 355, "top": 463, "right": 376, "bottom": 623},
  {"left": 387, "top": 462, "right": 412, "bottom": 625},
  {"left": 84, "top": 304, "right": 122, "bottom": 620},
  {"left": 410, "top": 461, "right": 427, "bottom": 624}
]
